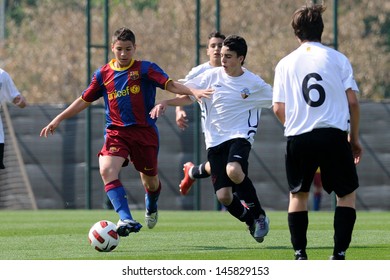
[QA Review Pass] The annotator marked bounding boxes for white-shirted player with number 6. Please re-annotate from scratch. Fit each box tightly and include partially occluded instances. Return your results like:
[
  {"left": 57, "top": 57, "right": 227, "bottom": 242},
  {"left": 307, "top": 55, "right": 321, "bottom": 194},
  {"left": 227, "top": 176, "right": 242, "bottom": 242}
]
[{"left": 273, "top": 3, "right": 362, "bottom": 260}]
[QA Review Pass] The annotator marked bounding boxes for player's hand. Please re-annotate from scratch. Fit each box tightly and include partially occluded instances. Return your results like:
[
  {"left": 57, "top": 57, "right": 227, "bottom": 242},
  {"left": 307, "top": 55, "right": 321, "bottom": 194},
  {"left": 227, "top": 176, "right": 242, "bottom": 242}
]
[
  {"left": 175, "top": 108, "right": 188, "bottom": 130},
  {"left": 348, "top": 134, "right": 363, "bottom": 165},
  {"left": 13, "top": 95, "right": 27, "bottom": 108},
  {"left": 351, "top": 140, "right": 363, "bottom": 165},
  {"left": 191, "top": 88, "right": 214, "bottom": 103},
  {"left": 40, "top": 121, "right": 59, "bottom": 138},
  {"left": 149, "top": 102, "right": 167, "bottom": 119}
]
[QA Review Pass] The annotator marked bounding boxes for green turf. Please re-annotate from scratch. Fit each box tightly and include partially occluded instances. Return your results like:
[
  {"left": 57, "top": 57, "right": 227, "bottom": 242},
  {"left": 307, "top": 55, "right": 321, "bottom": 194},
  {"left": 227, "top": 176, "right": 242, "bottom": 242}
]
[{"left": 0, "top": 210, "right": 389, "bottom": 260}]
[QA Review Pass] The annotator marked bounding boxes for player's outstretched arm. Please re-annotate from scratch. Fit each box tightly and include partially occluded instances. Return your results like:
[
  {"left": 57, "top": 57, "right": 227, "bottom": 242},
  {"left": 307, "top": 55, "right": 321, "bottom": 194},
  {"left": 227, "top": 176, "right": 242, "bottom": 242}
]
[
  {"left": 150, "top": 96, "right": 193, "bottom": 120},
  {"left": 166, "top": 80, "right": 213, "bottom": 102},
  {"left": 40, "top": 97, "right": 90, "bottom": 137}
]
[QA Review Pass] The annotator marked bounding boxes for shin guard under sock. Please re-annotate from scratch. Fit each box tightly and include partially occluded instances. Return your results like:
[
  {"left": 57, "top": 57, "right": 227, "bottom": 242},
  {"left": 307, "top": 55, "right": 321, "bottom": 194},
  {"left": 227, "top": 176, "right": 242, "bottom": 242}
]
[
  {"left": 333, "top": 206, "right": 356, "bottom": 259},
  {"left": 191, "top": 162, "right": 210, "bottom": 179},
  {"left": 105, "top": 180, "right": 132, "bottom": 221},
  {"left": 145, "top": 182, "right": 161, "bottom": 213},
  {"left": 235, "top": 176, "right": 265, "bottom": 217},
  {"left": 288, "top": 211, "right": 308, "bottom": 258},
  {"left": 226, "top": 194, "right": 253, "bottom": 225}
]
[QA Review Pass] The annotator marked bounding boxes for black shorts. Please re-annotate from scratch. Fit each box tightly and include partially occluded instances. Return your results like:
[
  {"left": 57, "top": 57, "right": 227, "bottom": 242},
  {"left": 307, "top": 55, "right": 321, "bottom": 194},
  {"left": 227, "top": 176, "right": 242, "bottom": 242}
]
[
  {"left": 285, "top": 128, "right": 359, "bottom": 197},
  {"left": 207, "top": 138, "right": 251, "bottom": 192}
]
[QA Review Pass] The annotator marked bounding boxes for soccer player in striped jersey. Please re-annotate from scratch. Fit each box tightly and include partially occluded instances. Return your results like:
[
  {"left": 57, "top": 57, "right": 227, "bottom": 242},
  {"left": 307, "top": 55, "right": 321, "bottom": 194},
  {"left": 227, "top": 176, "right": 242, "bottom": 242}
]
[
  {"left": 151, "top": 35, "right": 272, "bottom": 243},
  {"left": 273, "top": 4, "right": 362, "bottom": 260},
  {"left": 40, "top": 27, "right": 211, "bottom": 236},
  {"left": 0, "top": 68, "right": 27, "bottom": 169}
]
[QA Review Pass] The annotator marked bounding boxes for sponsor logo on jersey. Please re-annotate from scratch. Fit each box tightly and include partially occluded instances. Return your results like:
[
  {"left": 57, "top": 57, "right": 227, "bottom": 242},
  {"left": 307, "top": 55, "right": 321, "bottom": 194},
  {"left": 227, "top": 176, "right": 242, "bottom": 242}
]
[
  {"left": 107, "top": 84, "right": 141, "bottom": 100},
  {"left": 130, "top": 85, "right": 140, "bottom": 94},
  {"left": 108, "top": 86, "right": 130, "bottom": 100},
  {"left": 109, "top": 146, "right": 119, "bottom": 153}
]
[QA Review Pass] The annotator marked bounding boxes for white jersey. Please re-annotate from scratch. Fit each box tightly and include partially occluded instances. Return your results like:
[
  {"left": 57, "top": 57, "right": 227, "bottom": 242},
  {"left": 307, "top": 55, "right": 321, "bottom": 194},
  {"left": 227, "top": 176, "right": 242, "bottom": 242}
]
[
  {"left": 178, "top": 62, "right": 217, "bottom": 132},
  {"left": 185, "top": 67, "right": 272, "bottom": 149},
  {"left": 178, "top": 62, "right": 214, "bottom": 83},
  {"left": 273, "top": 42, "right": 359, "bottom": 137},
  {"left": 0, "top": 69, "right": 21, "bottom": 143}
]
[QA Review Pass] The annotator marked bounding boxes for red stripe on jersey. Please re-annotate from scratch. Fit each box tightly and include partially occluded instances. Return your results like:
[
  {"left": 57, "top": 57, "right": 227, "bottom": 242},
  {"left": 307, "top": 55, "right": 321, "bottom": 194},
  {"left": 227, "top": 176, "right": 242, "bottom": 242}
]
[
  {"left": 102, "top": 65, "right": 123, "bottom": 126},
  {"left": 127, "top": 61, "right": 147, "bottom": 125}
]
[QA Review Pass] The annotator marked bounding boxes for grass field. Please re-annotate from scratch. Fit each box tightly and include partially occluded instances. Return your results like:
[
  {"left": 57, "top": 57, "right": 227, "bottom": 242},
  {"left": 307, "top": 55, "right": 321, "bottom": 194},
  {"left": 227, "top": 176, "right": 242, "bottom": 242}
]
[{"left": 0, "top": 210, "right": 389, "bottom": 260}]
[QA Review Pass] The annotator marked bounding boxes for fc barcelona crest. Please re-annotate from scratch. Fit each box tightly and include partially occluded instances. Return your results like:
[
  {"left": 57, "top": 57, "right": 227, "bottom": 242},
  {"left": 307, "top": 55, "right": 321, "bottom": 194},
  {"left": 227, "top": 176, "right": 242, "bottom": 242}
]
[{"left": 129, "top": 71, "right": 139, "bottom": 80}]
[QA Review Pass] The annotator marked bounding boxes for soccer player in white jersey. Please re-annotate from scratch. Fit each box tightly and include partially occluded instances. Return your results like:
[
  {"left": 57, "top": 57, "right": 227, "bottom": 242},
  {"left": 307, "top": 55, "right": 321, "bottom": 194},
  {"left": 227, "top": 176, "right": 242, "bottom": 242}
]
[
  {"left": 0, "top": 68, "right": 27, "bottom": 169},
  {"left": 151, "top": 35, "right": 272, "bottom": 243},
  {"left": 175, "top": 31, "right": 225, "bottom": 196},
  {"left": 273, "top": 4, "right": 362, "bottom": 260}
]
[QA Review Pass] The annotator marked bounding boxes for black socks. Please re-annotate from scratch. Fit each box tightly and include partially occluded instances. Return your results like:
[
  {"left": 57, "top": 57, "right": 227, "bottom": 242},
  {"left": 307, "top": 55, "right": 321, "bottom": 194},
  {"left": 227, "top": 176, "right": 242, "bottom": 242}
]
[
  {"left": 333, "top": 206, "right": 356, "bottom": 259},
  {"left": 190, "top": 162, "right": 210, "bottom": 179},
  {"left": 288, "top": 211, "right": 308, "bottom": 259}
]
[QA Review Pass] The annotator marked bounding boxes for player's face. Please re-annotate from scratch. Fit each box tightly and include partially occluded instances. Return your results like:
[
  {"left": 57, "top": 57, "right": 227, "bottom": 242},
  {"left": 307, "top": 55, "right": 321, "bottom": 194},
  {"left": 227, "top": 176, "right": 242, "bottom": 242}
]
[
  {"left": 206, "top": 37, "right": 224, "bottom": 67},
  {"left": 221, "top": 46, "right": 244, "bottom": 77},
  {"left": 111, "top": 40, "right": 136, "bottom": 68}
]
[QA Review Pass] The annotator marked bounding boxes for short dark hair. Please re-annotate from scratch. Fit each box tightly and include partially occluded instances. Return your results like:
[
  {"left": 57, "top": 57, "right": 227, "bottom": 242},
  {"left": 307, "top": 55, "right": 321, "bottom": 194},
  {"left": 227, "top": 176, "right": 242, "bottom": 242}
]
[
  {"left": 208, "top": 31, "right": 226, "bottom": 41},
  {"left": 223, "top": 35, "right": 247, "bottom": 65},
  {"left": 112, "top": 27, "right": 136, "bottom": 44},
  {"left": 291, "top": 4, "right": 326, "bottom": 42}
]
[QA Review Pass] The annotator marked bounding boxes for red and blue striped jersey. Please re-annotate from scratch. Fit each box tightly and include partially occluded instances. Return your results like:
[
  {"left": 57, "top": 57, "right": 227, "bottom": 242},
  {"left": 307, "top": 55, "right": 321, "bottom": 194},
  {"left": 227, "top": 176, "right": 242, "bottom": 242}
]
[{"left": 82, "top": 59, "right": 170, "bottom": 128}]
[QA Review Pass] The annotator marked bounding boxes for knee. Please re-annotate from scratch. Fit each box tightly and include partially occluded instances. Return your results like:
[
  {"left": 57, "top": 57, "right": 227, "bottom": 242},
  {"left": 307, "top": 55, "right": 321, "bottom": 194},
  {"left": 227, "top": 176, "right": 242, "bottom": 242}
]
[
  {"left": 216, "top": 189, "right": 233, "bottom": 206},
  {"left": 337, "top": 191, "right": 356, "bottom": 208},
  {"left": 99, "top": 166, "right": 113, "bottom": 181},
  {"left": 141, "top": 174, "right": 160, "bottom": 192},
  {"left": 226, "top": 162, "right": 244, "bottom": 184}
]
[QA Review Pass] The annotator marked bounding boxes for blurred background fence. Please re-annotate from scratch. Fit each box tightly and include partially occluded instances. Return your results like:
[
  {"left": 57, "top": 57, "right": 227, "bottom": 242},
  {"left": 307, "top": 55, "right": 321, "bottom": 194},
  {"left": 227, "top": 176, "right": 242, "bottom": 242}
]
[{"left": 2, "top": 101, "right": 390, "bottom": 211}]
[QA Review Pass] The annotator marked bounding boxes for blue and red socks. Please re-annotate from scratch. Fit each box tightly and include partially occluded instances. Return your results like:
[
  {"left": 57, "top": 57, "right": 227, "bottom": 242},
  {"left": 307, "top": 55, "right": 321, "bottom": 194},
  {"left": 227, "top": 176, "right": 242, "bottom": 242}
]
[
  {"left": 145, "top": 182, "right": 161, "bottom": 214},
  {"left": 105, "top": 179, "right": 132, "bottom": 221}
]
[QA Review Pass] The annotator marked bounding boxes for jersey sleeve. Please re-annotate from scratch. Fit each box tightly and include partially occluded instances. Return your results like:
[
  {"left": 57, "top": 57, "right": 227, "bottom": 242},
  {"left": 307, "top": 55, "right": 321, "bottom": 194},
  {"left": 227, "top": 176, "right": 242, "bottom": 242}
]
[
  {"left": 143, "top": 62, "right": 170, "bottom": 89},
  {"left": 0, "top": 71, "right": 21, "bottom": 103},
  {"left": 256, "top": 81, "right": 273, "bottom": 109},
  {"left": 272, "top": 62, "right": 286, "bottom": 104},
  {"left": 179, "top": 63, "right": 210, "bottom": 83},
  {"left": 81, "top": 70, "right": 104, "bottom": 103},
  {"left": 178, "top": 66, "right": 199, "bottom": 83},
  {"left": 184, "top": 71, "right": 211, "bottom": 102},
  {"left": 341, "top": 57, "right": 359, "bottom": 92}
]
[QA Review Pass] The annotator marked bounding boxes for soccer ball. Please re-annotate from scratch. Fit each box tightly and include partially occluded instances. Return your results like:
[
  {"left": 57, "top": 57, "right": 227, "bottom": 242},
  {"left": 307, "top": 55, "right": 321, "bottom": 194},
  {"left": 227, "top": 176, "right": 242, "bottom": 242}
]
[{"left": 88, "top": 220, "right": 120, "bottom": 252}]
